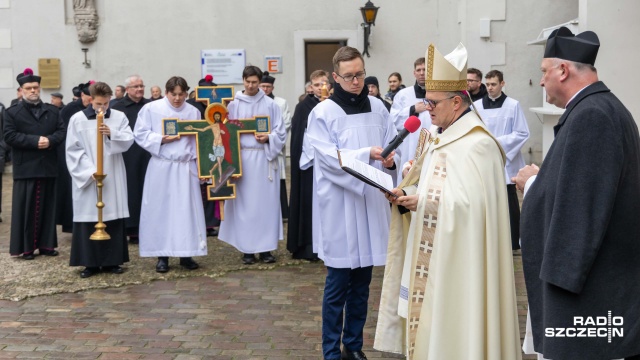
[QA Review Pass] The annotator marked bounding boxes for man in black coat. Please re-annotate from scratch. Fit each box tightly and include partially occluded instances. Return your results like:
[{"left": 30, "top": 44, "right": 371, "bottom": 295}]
[
  {"left": 111, "top": 75, "right": 151, "bottom": 243},
  {"left": 286, "top": 70, "right": 330, "bottom": 260},
  {"left": 4, "top": 68, "right": 66, "bottom": 260},
  {"left": 514, "top": 27, "right": 640, "bottom": 360},
  {"left": 57, "top": 81, "right": 93, "bottom": 233},
  {"left": 0, "top": 101, "right": 6, "bottom": 222}
]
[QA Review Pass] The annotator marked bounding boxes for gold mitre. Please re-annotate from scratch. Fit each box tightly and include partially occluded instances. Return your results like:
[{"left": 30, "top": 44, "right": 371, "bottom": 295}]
[{"left": 425, "top": 43, "right": 468, "bottom": 91}]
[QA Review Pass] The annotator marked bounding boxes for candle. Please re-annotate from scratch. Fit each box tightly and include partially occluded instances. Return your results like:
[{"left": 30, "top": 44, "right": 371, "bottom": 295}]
[{"left": 96, "top": 109, "right": 104, "bottom": 175}]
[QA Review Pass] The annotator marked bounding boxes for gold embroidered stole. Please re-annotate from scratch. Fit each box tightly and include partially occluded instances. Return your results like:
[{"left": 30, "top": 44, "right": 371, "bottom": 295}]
[{"left": 408, "top": 152, "right": 447, "bottom": 358}]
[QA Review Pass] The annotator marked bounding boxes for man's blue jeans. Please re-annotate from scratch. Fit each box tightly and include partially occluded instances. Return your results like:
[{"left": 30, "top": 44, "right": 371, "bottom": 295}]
[{"left": 322, "top": 266, "right": 373, "bottom": 359}]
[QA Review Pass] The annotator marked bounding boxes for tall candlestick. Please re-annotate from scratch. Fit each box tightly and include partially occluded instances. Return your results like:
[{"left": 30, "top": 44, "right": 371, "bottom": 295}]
[
  {"left": 96, "top": 110, "right": 104, "bottom": 175},
  {"left": 90, "top": 108, "right": 110, "bottom": 240}
]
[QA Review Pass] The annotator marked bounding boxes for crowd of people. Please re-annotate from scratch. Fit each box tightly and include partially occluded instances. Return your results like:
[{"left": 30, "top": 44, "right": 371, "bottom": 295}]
[{"left": 0, "top": 25, "right": 638, "bottom": 360}]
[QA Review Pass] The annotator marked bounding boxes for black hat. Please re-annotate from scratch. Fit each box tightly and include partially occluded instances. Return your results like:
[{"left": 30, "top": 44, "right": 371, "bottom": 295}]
[
  {"left": 51, "top": 92, "right": 63, "bottom": 99},
  {"left": 16, "top": 68, "right": 41, "bottom": 86},
  {"left": 544, "top": 26, "right": 600, "bottom": 66},
  {"left": 198, "top": 74, "right": 217, "bottom": 86},
  {"left": 72, "top": 86, "right": 81, "bottom": 97},
  {"left": 364, "top": 76, "right": 379, "bottom": 88},
  {"left": 260, "top": 71, "right": 275, "bottom": 85},
  {"left": 78, "top": 81, "right": 95, "bottom": 96}
]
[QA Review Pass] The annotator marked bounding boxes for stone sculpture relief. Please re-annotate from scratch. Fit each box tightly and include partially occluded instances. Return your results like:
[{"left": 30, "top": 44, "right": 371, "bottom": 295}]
[{"left": 73, "top": 0, "right": 98, "bottom": 43}]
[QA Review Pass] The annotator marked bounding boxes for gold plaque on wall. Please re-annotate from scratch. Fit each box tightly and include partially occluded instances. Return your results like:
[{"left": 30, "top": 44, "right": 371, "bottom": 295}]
[{"left": 38, "top": 58, "right": 61, "bottom": 89}]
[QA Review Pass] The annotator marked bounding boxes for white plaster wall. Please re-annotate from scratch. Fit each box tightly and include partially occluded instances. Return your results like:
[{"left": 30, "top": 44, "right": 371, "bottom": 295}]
[
  {"left": 0, "top": 0, "right": 589, "bottom": 163},
  {"left": 581, "top": 0, "right": 640, "bottom": 128}
]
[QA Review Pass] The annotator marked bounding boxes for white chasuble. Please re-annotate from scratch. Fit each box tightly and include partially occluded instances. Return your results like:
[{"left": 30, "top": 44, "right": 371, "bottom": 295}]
[
  {"left": 134, "top": 98, "right": 207, "bottom": 257},
  {"left": 218, "top": 89, "right": 286, "bottom": 253},
  {"left": 374, "top": 111, "right": 522, "bottom": 360}
]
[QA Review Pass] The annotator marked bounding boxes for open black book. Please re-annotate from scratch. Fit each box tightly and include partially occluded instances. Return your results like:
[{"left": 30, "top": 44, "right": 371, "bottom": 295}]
[{"left": 337, "top": 150, "right": 398, "bottom": 198}]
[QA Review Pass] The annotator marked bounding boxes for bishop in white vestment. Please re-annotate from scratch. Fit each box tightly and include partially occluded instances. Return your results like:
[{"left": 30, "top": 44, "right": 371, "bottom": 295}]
[{"left": 374, "top": 44, "right": 521, "bottom": 360}]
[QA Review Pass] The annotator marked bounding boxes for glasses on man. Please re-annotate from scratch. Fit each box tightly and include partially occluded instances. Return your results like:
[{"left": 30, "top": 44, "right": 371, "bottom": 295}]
[
  {"left": 335, "top": 71, "right": 367, "bottom": 83},
  {"left": 128, "top": 84, "right": 145, "bottom": 89},
  {"left": 423, "top": 95, "right": 456, "bottom": 109}
]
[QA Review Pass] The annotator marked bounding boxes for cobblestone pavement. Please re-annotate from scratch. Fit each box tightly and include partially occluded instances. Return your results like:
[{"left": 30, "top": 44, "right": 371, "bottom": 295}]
[{"left": 0, "top": 172, "right": 534, "bottom": 359}]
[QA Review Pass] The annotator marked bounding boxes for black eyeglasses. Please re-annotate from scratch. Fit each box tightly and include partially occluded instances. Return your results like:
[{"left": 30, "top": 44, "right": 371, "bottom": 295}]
[
  {"left": 335, "top": 71, "right": 367, "bottom": 83},
  {"left": 423, "top": 95, "right": 456, "bottom": 109}
]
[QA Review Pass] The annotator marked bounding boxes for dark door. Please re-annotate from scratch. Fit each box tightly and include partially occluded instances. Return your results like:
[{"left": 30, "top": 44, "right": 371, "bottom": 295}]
[{"left": 305, "top": 41, "right": 347, "bottom": 82}]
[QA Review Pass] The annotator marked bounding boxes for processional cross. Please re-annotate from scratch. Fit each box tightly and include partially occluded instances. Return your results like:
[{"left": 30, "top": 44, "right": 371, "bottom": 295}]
[{"left": 162, "top": 86, "right": 271, "bottom": 219}]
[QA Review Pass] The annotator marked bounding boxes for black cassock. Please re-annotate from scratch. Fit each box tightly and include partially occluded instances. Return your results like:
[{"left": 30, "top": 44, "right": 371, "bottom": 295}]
[
  {"left": 287, "top": 94, "right": 320, "bottom": 259},
  {"left": 57, "top": 98, "right": 86, "bottom": 232},
  {"left": 4, "top": 101, "right": 66, "bottom": 255},
  {"left": 186, "top": 98, "right": 220, "bottom": 232},
  {"left": 111, "top": 95, "right": 151, "bottom": 236},
  {"left": 521, "top": 82, "right": 640, "bottom": 359},
  {"left": 69, "top": 219, "right": 129, "bottom": 267}
]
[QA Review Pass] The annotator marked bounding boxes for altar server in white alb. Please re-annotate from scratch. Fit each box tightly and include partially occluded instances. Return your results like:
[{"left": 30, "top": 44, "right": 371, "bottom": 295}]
[
  {"left": 218, "top": 66, "right": 286, "bottom": 265},
  {"left": 389, "top": 57, "right": 431, "bottom": 181},
  {"left": 301, "top": 46, "right": 398, "bottom": 360},
  {"left": 134, "top": 76, "right": 206, "bottom": 273},
  {"left": 67, "top": 82, "right": 133, "bottom": 278},
  {"left": 473, "top": 69, "right": 529, "bottom": 250},
  {"left": 259, "top": 71, "right": 292, "bottom": 222}
]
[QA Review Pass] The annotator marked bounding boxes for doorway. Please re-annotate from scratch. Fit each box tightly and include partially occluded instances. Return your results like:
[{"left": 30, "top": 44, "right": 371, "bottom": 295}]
[{"left": 304, "top": 41, "right": 347, "bottom": 84}]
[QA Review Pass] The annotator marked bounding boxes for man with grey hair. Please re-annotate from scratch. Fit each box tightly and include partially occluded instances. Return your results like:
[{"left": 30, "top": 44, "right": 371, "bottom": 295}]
[
  {"left": 514, "top": 27, "right": 640, "bottom": 359},
  {"left": 149, "top": 85, "right": 163, "bottom": 101},
  {"left": 112, "top": 75, "right": 150, "bottom": 244}
]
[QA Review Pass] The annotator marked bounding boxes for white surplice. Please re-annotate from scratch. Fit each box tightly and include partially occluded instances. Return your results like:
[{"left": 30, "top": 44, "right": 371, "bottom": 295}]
[
  {"left": 389, "top": 86, "right": 432, "bottom": 181},
  {"left": 133, "top": 97, "right": 207, "bottom": 257},
  {"left": 473, "top": 96, "right": 530, "bottom": 183},
  {"left": 66, "top": 109, "right": 133, "bottom": 222},
  {"left": 300, "top": 96, "right": 398, "bottom": 269},
  {"left": 218, "top": 89, "right": 286, "bottom": 253},
  {"left": 273, "top": 95, "right": 291, "bottom": 180}
]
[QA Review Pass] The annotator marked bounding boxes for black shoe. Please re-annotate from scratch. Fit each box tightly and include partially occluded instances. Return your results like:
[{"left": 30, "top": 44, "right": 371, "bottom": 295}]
[
  {"left": 259, "top": 252, "right": 276, "bottom": 263},
  {"left": 206, "top": 228, "right": 219, "bottom": 237},
  {"left": 22, "top": 253, "right": 35, "bottom": 260},
  {"left": 156, "top": 257, "right": 169, "bottom": 273},
  {"left": 39, "top": 249, "right": 59, "bottom": 256},
  {"left": 80, "top": 267, "right": 100, "bottom": 278},
  {"left": 242, "top": 253, "right": 256, "bottom": 265},
  {"left": 128, "top": 236, "right": 139, "bottom": 244},
  {"left": 341, "top": 349, "right": 368, "bottom": 360},
  {"left": 103, "top": 265, "right": 124, "bottom": 274},
  {"left": 179, "top": 257, "right": 199, "bottom": 270}
]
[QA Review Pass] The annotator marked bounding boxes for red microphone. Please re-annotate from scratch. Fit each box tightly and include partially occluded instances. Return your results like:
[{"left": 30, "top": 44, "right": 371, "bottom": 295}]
[{"left": 381, "top": 116, "right": 422, "bottom": 158}]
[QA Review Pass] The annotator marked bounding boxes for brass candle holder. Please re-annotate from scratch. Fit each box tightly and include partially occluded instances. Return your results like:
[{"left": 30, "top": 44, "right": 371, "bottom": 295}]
[{"left": 90, "top": 109, "right": 110, "bottom": 241}]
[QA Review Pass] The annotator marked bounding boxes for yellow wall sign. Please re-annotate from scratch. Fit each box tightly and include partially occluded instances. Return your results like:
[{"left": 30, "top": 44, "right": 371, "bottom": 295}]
[{"left": 38, "top": 58, "right": 61, "bottom": 89}]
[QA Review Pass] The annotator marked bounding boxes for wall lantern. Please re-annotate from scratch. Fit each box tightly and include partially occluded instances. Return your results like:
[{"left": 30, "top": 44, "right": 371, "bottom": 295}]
[{"left": 360, "top": 0, "right": 380, "bottom": 57}]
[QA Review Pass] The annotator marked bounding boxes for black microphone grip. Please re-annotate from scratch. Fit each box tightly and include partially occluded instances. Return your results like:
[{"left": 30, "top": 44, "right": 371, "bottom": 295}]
[{"left": 381, "top": 128, "right": 410, "bottom": 158}]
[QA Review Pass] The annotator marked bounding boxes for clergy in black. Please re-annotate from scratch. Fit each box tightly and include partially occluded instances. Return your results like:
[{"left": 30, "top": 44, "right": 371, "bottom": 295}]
[
  {"left": 5, "top": 70, "right": 66, "bottom": 258},
  {"left": 287, "top": 70, "right": 329, "bottom": 260},
  {"left": 517, "top": 27, "right": 640, "bottom": 359},
  {"left": 111, "top": 76, "right": 152, "bottom": 240}
]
